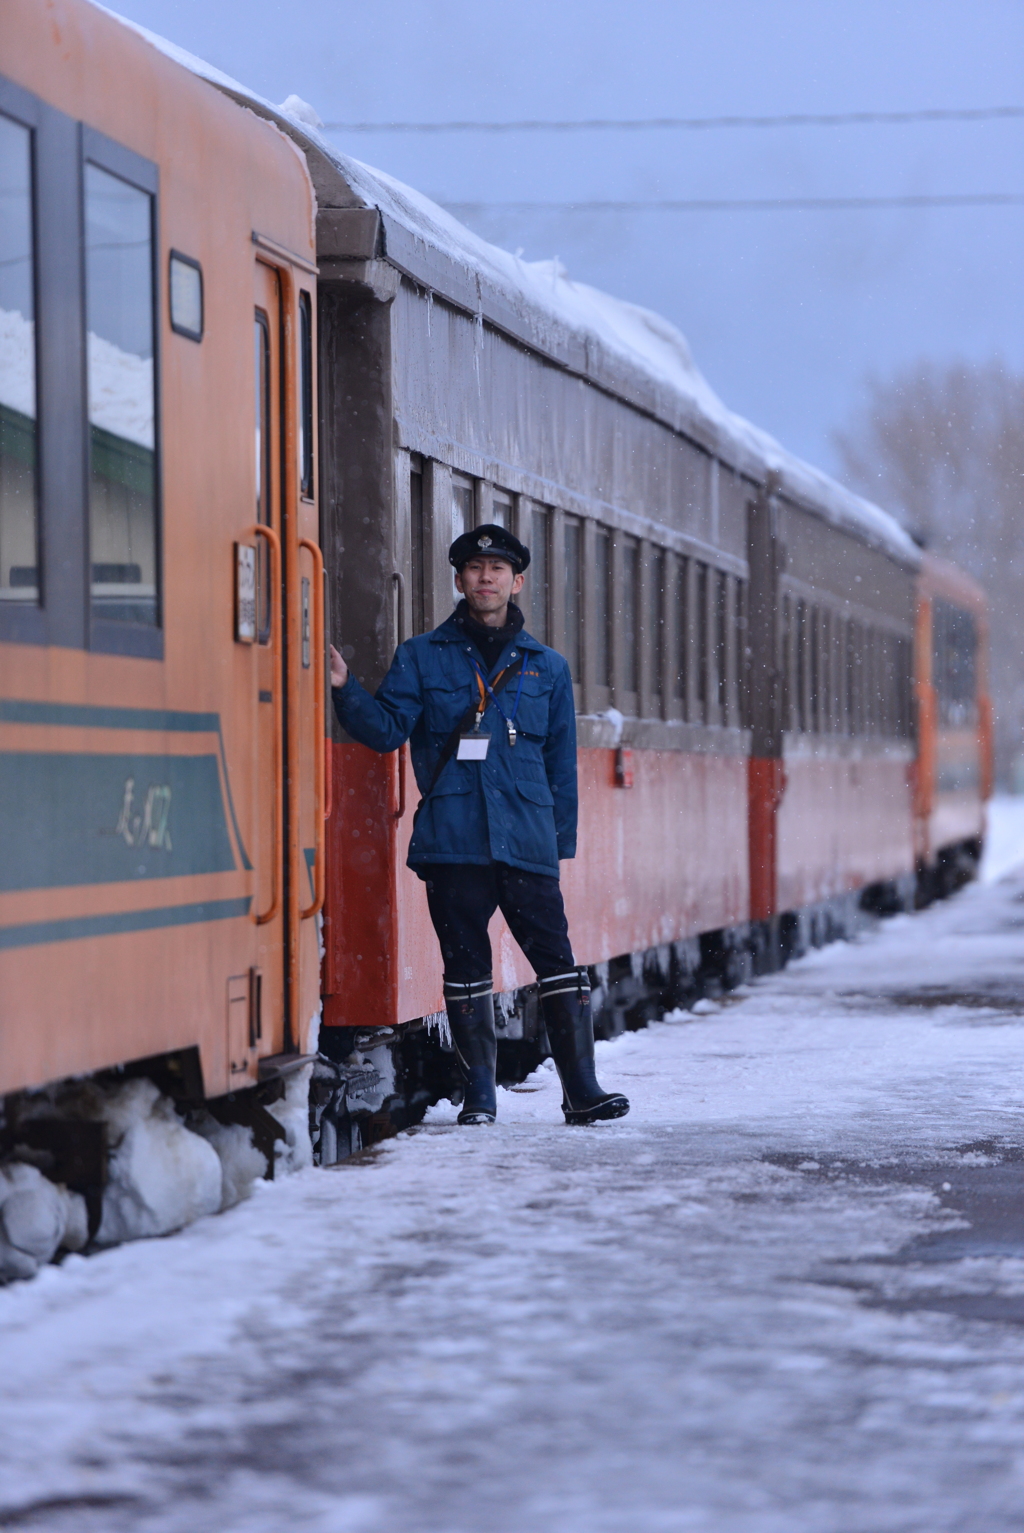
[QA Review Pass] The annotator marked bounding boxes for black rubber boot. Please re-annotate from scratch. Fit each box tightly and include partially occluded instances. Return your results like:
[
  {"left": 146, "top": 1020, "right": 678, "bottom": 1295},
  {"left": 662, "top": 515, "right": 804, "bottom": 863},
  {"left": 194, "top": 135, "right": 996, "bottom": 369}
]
[
  {"left": 539, "top": 969, "right": 630, "bottom": 1125},
  {"left": 444, "top": 978, "right": 498, "bottom": 1125}
]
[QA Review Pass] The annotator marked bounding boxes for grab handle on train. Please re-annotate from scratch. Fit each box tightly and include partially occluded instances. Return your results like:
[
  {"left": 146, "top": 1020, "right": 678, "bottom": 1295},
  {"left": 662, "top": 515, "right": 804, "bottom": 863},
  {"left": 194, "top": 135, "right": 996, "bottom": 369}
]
[
  {"left": 299, "top": 536, "right": 326, "bottom": 918},
  {"left": 252, "top": 523, "right": 282, "bottom": 926},
  {"left": 393, "top": 741, "right": 407, "bottom": 820}
]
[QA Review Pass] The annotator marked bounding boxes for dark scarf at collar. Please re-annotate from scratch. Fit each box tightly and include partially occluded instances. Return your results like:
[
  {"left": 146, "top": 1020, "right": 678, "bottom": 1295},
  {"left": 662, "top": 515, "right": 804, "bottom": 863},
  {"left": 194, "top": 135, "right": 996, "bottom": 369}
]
[{"left": 454, "top": 599, "right": 524, "bottom": 674}]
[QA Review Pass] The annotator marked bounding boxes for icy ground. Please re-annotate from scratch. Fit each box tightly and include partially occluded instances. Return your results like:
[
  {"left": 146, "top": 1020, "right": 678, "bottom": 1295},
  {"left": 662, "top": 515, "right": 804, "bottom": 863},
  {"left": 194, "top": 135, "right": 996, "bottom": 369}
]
[{"left": 7, "top": 830, "right": 1024, "bottom": 1527}]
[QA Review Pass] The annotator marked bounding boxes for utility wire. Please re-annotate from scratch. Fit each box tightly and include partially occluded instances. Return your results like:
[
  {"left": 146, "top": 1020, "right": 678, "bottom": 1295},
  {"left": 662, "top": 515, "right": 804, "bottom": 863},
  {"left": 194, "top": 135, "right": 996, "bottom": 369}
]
[
  {"left": 323, "top": 106, "right": 1024, "bottom": 134},
  {"left": 441, "top": 192, "right": 1024, "bottom": 214}
]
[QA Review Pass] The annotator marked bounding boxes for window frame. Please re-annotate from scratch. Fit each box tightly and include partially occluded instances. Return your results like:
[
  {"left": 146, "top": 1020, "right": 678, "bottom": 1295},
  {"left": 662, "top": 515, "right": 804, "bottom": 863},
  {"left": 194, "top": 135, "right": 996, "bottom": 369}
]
[
  {"left": 619, "top": 535, "right": 640, "bottom": 712},
  {"left": 0, "top": 83, "right": 43, "bottom": 643},
  {"left": 298, "top": 288, "right": 314, "bottom": 499},
  {"left": 81, "top": 125, "right": 162, "bottom": 660},
  {"left": 562, "top": 513, "right": 583, "bottom": 687},
  {"left": 526, "top": 504, "right": 550, "bottom": 645}
]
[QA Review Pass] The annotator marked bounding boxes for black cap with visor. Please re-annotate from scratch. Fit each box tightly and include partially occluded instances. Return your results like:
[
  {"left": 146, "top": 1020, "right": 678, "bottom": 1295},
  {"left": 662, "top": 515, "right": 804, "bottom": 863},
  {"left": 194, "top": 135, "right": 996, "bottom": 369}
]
[{"left": 449, "top": 524, "right": 531, "bottom": 573}]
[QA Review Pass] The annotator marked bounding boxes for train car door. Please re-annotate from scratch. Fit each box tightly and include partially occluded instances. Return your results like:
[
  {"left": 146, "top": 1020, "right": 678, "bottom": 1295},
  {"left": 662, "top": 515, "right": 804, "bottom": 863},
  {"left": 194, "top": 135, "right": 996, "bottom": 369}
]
[
  {"left": 249, "top": 254, "right": 324, "bottom": 1067},
  {"left": 249, "top": 260, "right": 288, "bottom": 1057}
]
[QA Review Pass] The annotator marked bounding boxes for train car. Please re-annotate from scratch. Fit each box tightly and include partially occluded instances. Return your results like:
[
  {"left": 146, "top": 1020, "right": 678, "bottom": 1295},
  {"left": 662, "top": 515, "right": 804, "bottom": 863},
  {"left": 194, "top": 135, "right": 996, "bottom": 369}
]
[
  {"left": 0, "top": 0, "right": 324, "bottom": 1227},
  {"left": 768, "top": 483, "right": 919, "bottom": 934},
  {"left": 913, "top": 553, "right": 992, "bottom": 895}
]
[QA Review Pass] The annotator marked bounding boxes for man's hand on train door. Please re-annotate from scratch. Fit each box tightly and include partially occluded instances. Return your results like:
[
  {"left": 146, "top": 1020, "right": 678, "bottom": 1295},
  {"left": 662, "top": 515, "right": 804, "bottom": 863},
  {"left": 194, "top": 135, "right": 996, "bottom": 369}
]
[{"left": 330, "top": 645, "right": 348, "bottom": 689}]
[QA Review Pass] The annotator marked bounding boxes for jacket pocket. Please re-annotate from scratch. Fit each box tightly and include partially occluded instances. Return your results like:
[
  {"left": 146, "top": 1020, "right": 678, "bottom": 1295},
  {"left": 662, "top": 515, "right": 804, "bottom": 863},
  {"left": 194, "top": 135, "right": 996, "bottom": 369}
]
[
  {"left": 515, "top": 777, "right": 555, "bottom": 808},
  {"left": 423, "top": 681, "right": 472, "bottom": 736},
  {"left": 514, "top": 674, "right": 551, "bottom": 737}
]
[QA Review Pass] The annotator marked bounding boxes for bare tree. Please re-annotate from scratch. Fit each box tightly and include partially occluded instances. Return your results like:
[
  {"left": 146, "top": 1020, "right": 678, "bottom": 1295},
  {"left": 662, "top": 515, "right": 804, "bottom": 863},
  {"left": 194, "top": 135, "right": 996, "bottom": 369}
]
[{"left": 834, "top": 358, "right": 1024, "bottom": 787}]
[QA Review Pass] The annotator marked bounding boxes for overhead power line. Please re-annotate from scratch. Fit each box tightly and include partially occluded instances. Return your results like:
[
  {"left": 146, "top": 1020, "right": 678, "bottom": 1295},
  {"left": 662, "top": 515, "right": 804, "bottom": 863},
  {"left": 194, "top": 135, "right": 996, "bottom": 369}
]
[
  {"left": 441, "top": 192, "right": 1024, "bottom": 214},
  {"left": 324, "top": 106, "right": 1024, "bottom": 134}
]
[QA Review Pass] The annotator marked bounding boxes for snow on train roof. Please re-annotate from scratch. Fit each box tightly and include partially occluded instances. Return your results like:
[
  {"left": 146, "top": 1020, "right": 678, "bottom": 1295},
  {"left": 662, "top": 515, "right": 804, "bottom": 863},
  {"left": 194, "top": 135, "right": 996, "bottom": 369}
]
[{"left": 103, "top": 5, "right": 918, "bottom": 567}]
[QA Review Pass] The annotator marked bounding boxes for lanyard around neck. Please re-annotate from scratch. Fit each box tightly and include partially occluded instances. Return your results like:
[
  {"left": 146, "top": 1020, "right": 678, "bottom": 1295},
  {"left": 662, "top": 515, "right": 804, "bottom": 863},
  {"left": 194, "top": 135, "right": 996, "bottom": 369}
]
[{"left": 467, "top": 653, "right": 527, "bottom": 741}]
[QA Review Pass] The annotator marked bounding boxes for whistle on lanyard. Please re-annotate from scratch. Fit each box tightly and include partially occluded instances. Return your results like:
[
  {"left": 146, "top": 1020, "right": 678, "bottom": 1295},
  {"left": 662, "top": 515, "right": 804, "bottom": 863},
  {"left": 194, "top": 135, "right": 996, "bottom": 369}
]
[{"left": 458, "top": 657, "right": 522, "bottom": 757}]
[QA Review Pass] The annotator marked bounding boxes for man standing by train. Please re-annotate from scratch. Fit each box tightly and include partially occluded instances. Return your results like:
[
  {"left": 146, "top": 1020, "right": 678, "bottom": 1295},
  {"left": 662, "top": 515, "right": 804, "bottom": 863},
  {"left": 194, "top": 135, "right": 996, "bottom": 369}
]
[{"left": 329, "top": 524, "right": 629, "bottom": 1128}]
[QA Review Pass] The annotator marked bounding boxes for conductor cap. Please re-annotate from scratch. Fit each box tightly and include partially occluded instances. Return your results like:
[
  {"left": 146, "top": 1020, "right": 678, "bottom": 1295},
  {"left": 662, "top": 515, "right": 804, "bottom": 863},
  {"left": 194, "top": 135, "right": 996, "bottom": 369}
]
[{"left": 449, "top": 524, "right": 531, "bottom": 573}]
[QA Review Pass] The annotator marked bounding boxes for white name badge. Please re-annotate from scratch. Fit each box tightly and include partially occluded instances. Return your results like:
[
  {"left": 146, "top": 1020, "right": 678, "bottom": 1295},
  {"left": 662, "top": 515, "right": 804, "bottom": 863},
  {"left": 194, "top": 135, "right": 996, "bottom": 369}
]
[{"left": 457, "top": 732, "right": 490, "bottom": 761}]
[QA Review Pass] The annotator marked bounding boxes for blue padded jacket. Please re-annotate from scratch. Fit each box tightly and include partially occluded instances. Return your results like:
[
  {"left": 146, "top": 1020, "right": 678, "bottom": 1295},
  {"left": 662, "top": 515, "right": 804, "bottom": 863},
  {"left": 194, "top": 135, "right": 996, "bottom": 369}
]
[{"left": 332, "top": 611, "right": 577, "bottom": 877}]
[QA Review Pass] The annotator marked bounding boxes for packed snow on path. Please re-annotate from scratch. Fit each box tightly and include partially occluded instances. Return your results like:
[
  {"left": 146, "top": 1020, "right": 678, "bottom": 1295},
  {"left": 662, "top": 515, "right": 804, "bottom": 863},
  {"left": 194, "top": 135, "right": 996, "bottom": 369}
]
[{"left": 6, "top": 851, "right": 1024, "bottom": 1527}]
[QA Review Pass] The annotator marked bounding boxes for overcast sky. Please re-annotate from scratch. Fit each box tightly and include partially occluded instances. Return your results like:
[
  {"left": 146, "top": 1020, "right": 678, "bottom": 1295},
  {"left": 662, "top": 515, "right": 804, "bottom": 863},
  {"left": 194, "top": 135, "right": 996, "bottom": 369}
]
[{"left": 113, "top": 0, "right": 1023, "bottom": 478}]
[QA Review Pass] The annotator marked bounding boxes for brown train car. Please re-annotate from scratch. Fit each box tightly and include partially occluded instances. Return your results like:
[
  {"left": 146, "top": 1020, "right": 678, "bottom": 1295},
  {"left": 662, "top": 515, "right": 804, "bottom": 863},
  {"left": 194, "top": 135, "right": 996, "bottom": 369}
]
[
  {"left": 0, "top": 0, "right": 323, "bottom": 1111},
  {"left": 913, "top": 553, "right": 992, "bottom": 893}
]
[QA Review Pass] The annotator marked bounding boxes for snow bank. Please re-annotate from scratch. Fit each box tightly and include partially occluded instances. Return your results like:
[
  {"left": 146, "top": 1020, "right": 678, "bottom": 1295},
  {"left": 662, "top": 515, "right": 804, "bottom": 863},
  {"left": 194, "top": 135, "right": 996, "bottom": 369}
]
[
  {"left": 0, "top": 1164, "right": 87, "bottom": 1282},
  {"left": 981, "top": 795, "right": 1024, "bottom": 883},
  {"left": 94, "top": 1079, "right": 221, "bottom": 1245},
  {"left": 267, "top": 1064, "right": 315, "bottom": 1174},
  {"left": 186, "top": 1117, "right": 269, "bottom": 1211}
]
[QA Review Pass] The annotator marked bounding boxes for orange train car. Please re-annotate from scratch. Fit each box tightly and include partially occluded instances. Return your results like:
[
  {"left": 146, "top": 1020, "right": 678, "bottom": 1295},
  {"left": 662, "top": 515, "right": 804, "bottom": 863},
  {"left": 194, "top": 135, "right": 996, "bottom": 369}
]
[
  {"left": 913, "top": 554, "right": 992, "bottom": 893},
  {"left": 0, "top": 1, "right": 323, "bottom": 1118}
]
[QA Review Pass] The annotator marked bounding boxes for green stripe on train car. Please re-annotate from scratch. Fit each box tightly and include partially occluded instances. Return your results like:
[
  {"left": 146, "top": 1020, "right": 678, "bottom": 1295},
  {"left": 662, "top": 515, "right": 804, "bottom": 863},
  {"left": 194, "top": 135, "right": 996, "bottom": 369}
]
[
  {"left": 0, "top": 897, "right": 252, "bottom": 951},
  {"left": 0, "top": 752, "right": 237, "bottom": 891}
]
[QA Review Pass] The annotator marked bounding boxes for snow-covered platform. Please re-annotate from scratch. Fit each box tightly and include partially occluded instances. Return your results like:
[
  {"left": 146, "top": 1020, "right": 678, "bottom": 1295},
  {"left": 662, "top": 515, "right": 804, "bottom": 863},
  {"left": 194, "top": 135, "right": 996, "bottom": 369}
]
[{"left": 6, "top": 856, "right": 1024, "bottom": 1530}]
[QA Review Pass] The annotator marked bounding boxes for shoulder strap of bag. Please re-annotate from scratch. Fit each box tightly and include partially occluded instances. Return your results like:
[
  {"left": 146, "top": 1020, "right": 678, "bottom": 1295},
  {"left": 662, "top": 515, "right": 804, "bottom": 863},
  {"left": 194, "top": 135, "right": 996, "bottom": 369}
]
[{"left": 417, "top": 652, "right": 527, "bottom": 811}]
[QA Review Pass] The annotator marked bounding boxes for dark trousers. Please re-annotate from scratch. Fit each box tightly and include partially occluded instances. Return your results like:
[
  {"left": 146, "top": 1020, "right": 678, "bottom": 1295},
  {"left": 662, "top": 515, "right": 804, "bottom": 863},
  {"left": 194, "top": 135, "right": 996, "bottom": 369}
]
[{"left": 421, "top": 862, "right": 575, "bottom": 985}]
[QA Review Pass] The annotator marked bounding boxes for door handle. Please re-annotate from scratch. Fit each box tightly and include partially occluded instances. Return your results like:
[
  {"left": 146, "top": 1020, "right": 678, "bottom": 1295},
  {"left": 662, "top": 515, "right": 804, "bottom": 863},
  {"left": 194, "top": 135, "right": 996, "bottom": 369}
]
[
  {"left": 252, "top": 523, "right": 282, "bottom": 925},
  {"left": 299, "top": 536, "right": 326, "bottom": 919}
]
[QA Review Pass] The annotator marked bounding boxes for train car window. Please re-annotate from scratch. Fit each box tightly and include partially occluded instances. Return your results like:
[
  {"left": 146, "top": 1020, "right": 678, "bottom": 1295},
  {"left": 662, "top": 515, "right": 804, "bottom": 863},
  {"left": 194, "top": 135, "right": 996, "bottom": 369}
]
[
  {"left": 694, "top": 562, "right": 708, "bottom": 722},
  {"left": 451, "top": 476, "right": 472, "bottom": 542},
  {"left": 451, "top": 475, "right": 473, "bottom": 600},
  {"left": 594, "top": 528, "right": 612, "bottom": 688},
  {"left": 84, "top": 163, "right": 158, "bottom": 629},
  {"left": 809, "top": 608, "right": 821, "bottom": 733},
  {"left": 837, "top": 617, "right": 846, "bottom": 733},
  {"left": 410, "top": 461, "right": 425, "bottom": 634},
  {"left": 564, "top": 516, "right": 582, "bottom": 683},
  {"left": 0, "top": 113, "right": 38, "bottom": 608},
  {"left": 738, "top": 578, "right": 750, "bottom": 730},
  {"left": 652, "top": 548, "right": 666, "bottom": 711},
  {"left": 781, "top": 595, "right": 794, "bottom": 731},
  {"left": 933, "top": 599, "right": 977, "bottom": 727},
  {"left": 898, "top": 636, "right": 913, "bottom": 738},
  {"left": 715, "top": 570, "right": 728, "bottom": 718},
  {"left": 622, "top": 539, "right": 639, "bottom": 697},
  {"left": 794, "top": 600, "right": 806, "bottom": 732},
  {"left": 254, "top": 311, "right": 272, "bottom": 642},
  {"left": 491, "top": 493, "right": 512, "bottom": 529},
  {"left": 528, "top": 506, "right": 549, "bottom": 644},
  {"left": 674, "top": 555, "right": 689, "bottom": 709},
  {"left": 299, "top": 290, "right": 313, "bottom": 498}
]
